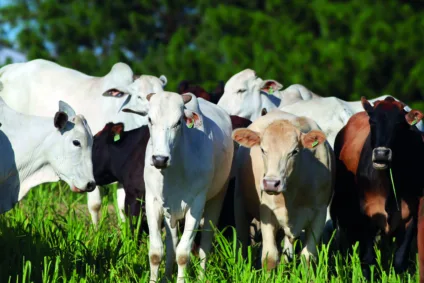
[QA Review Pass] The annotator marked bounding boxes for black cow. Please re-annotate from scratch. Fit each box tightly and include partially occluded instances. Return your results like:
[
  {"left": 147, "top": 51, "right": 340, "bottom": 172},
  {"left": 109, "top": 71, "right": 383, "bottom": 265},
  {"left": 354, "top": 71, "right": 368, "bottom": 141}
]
[
  {"left": 330, "top": 96, "right": 424, "bottom": 279},
  {"left": 92, "top": 123, "right": 150, "bottom": 234}
]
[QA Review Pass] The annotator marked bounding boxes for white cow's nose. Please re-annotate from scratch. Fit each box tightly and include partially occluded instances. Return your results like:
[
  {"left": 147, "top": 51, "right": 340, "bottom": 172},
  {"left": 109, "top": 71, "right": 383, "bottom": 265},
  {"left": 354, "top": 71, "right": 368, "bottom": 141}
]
[{"left": 152, "top": 155, "right": 169, "bottom": 169}]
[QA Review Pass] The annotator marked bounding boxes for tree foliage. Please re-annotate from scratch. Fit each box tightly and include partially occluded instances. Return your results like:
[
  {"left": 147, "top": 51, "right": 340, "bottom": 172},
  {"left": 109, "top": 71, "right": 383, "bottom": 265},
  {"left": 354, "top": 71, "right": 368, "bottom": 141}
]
[{"left": 1, "top": 0, "right": 424, "bottom": 107}]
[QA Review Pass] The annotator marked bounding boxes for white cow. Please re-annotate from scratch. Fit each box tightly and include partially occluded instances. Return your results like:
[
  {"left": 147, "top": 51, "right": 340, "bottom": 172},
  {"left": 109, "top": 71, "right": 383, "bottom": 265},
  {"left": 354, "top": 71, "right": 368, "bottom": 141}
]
[
  {"left": 0, "top": 98, "right": 95, "bottom": 214},
  {"left": 0, "top": 59, "right": 167, "bottom": 224},
  {"left": 217, "top": 69, "right": 320, "bottom": 121},
  {"left": 124, "top": 92, "right": 233, "bottom": 282}
]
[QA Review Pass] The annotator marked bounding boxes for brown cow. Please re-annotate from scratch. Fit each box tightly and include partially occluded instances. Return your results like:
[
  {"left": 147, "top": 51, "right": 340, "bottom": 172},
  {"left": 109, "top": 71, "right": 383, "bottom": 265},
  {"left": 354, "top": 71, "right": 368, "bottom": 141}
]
[
  {"left": 232, "top": 110, "right": 334, "bottom": 269},
  {"left": 330, "top": 96, "right": 424, "bottom": 279}
]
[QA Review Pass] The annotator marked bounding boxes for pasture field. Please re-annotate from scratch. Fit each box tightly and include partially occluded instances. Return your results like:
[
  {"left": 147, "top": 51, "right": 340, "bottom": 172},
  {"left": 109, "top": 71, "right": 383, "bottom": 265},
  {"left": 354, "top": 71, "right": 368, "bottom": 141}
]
[{"left": 0, "top": 182, "right": 420, "bottom": 283}]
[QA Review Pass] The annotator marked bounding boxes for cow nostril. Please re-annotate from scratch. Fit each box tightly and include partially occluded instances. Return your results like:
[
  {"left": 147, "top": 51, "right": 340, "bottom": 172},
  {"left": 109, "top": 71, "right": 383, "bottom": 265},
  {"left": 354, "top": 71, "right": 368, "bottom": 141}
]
[
  {"left": 87, "top": 181, "right": 96, "bottom": 191},
  {"left": 274, "top": 180, "right": 281, "bottom": 188}
]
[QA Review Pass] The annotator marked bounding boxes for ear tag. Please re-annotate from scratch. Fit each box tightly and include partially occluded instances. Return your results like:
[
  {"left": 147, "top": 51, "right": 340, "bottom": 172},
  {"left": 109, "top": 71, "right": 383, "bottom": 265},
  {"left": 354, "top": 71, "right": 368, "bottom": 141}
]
[
  {"left": 312, "top": 140, "right": 319, "bottom": 148},
  {"left": 411, "top": 118, "right": 418, "bottom": 126},
  {"left": 268, "top": 86, "right": 274, "bottom": 95},
  {"left": 114, "top": 134, "right": 121, "bottom": 142},
  {"left": 187, "top": 119, "right": 194, "bottom": 129}
]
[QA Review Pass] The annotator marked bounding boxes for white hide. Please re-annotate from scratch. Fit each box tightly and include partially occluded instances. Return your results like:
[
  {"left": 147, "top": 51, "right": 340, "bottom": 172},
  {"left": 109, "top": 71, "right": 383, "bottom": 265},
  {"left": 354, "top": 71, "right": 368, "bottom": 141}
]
[
  {"left": 0, "top": 98, "right": 95, "bottom": 214},
  {"left": 138, "top": 92, "right": 233, "bottom": 282},
  {"left": 217, "top": 69, "right": 284, "bottom": 121},
  {"left": 0, "top": 59, "right": 167, "bottom": 224}
]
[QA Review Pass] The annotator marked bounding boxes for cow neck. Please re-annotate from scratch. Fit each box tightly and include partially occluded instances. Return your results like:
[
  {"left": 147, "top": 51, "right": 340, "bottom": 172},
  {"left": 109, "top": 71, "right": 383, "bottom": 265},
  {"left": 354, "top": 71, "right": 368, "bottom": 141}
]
[{"left": 16, "top": 117, "right": 60, "bottom": 199}]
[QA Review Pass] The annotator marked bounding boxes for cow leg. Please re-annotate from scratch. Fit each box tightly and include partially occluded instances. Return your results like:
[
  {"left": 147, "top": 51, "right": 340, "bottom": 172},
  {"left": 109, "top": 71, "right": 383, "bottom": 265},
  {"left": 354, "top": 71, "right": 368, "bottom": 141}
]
[
  {"left": 234, "top": 181, "right": 252, "bottom": 257},
  {"left": 418, "top": 197, "right": 424, "bottom": 283},
  {"left": 164, "top": 217, "right": 178, "bottom": 281},
  {"left": 87, "top": 186, "right": 102, "bottom": 226},
  {"left": 198, "top": 184, "right": 228, "bottom": 279},
  {"left": 146, "top": 193, "right": 164, "bottom": 282},
  {"left": 116, "top": 183, "right": 126, "bottom": 222},
  {"left": 260, "top": 205, "right": 279, "bottom": 270},
  {"left": 176, "top": 195, "right": 205, "bottom": 283},
  {"left": 394, "top": 216, "right": 416, "bottom": 273},
  {"left": 282, "top": 236, "right": 294, "bottom": 263},
  {"left": 359, "top": 219, "right": 377, "bottom": 280},
  {"left": 301, "top": 207, "right": 327, "bottom": 264}
]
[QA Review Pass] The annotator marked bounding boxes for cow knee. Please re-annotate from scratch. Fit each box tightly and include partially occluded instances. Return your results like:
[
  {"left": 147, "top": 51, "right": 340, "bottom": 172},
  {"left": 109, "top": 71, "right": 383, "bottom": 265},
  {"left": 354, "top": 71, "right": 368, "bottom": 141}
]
[
  {"left": 149, "top": 250, "right": 163, "bottom": 267},
  {"left": 177, "top": 253, "right": 189, "bottom": 267}
]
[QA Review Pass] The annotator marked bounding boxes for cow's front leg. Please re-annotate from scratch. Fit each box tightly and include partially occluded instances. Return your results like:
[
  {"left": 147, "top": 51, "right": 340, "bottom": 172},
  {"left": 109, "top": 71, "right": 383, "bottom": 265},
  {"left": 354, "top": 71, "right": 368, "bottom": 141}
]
[
  {"left": 116, "top": 183, "right": 126, "bottom": 222},
  {"left": 260, "top": 204, "right": 279, "bottom": 270},
  {"left": 176, "top": 195, "right": 205, "bottom": 283},
  {"left": 146, "top": 193, "right": 164, "bottom": 282},
  {"left": 394, "top": 216, "right": 417, "bottom": 273},
  {"left": 301, "top": 206, "right": 327, "bottom": 264},
  {"left": 87, "top": 186, "right": 102, "bottom": 226},
  {"left": 164, "top": 216, "right": 178, "bottom": 281}
]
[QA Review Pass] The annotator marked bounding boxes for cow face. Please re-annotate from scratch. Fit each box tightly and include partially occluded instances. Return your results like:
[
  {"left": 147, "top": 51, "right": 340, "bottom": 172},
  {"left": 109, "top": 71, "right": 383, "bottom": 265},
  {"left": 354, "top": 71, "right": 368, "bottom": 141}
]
[
  {"left": 217, "top": 69, "right": 283, "bottom": 120},
  {"left": 232, "top": 120, "right": 326, "bottom": 195},
  {"left": 362, "top": 96, "right": 424, "bottom": 170},
  {"left": 124, "top": 92, "right": 200, "bottom": 169},
  {"left": 47, "top": 101, "right": 96, "bottom": 193},
  {"left": 103, "top": 74, "right": 167, "bottom": 126}
]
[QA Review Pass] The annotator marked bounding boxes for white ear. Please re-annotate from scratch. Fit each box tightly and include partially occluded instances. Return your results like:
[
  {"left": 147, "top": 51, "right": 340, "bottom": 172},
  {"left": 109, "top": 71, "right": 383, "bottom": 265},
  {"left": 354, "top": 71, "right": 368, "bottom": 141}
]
[
  {"left": 159, "top": 75, "right": 167, "bottom": 87},
  {"left": 59, "top": 100, "right": 76, "bottom": 119}
]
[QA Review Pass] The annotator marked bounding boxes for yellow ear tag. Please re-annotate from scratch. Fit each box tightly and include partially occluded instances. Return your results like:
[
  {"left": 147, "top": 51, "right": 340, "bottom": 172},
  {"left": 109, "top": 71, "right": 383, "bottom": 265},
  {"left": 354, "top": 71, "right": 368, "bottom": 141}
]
[
  {"left": 312, "top": 140, "right": 319, "bottom": 148},
  {"left": 411, "top": 118, "right": 418, "bottom": 126},
  {"left": 187, "top": 119, "right": 194, "bottom": 128},
  {"left": 114, "top": 134, "right": 121, "bottom": 142}
]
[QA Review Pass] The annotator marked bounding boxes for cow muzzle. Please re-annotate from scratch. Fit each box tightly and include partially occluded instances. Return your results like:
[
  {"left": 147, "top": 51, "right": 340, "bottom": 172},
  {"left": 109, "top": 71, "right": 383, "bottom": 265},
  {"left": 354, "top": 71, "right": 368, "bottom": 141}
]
[
  {"left": 71, "top": 181, "right": 96, "bottom": 193},
  {"left": 152, "top": 155, "right": 170, "bottom": 169},
  {"left": 372, "top": 147, "right": 392, "bottom": 170},
  {"left": 262, "top": 178, "right": 283, "bottom": 195}
]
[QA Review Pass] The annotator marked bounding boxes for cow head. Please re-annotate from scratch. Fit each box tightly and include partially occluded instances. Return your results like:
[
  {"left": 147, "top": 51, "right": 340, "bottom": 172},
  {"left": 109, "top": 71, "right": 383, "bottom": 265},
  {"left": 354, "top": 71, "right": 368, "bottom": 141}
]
[
  {"left": 232, "top": 120, "right": 326, "bottom": 195},
  {"left": 48, "top": 101, "right": 96, "bottom": 193},
  {"left": 362, "top": 96, "right": 424, "bottom": 170},
  {"left": 217, "top": 69, "right": 283, "bottom": 120},
  {"left": 103, "top": 72, "right": 167, "bottom": 127},
  {"left": 178, "top": 80, "right": 212, "bottom": 102},
  {"left": 124, "top": 91, "right": 201, "bottom": 169}
]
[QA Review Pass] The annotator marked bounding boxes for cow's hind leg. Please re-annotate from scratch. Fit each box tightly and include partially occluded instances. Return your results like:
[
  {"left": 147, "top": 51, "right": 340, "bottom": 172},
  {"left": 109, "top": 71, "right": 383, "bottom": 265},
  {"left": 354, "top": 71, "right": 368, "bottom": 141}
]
[
  {"left": 234, "top": 179, "right": 252, "bottom": 257},
  {"left": 87, "top": 186, "right": 102, "bottom": 226},
  {"left": 198, "top": 183, "right": 228, "bottom": 280}
]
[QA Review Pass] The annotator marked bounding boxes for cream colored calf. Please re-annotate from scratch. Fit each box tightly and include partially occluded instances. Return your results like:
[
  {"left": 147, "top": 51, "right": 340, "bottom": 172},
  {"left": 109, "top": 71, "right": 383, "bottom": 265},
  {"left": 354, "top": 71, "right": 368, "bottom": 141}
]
[{"left": 232, "top": 110, "right": 334, "bottom": 269}]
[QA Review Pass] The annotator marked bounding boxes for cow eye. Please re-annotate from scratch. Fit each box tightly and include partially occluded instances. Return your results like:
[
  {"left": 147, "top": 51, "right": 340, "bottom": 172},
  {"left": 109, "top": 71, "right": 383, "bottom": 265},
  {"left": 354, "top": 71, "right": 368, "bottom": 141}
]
[
  {"left": 148, "top": 117, "right": 152, "bottom": 124},
  {"left": 73, "top": 140, "right": 81, "bottom": 147},
  {"left": 116, "top": 92, "right": 124, "bottom": 97},
  {"left": 260, "top": 147, "right": 266, "bottom": 154},
  {"left": 237, "top": 89, "right": 246, "bottom": 94},
  {"left": 291, "top": 149, "right": 298, "bottom": 156}
]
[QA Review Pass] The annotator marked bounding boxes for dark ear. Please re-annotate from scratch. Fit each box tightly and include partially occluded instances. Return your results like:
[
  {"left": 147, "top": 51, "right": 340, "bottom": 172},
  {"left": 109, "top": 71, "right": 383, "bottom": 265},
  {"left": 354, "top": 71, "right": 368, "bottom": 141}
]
[
  {"left": 361, "top": 96, "right": 374, "bottom": 113},
  {"left": 54, "top": 111, "right": 68, "bottom": 130},
  {"left": 102, "top": 89, "right": 126, "bottom": 97},
  {"left": 405, "top": 109, "right": 424, "bottom": 126},
  {"left": 261, "top": 108, "right": 268, "bottom": 116},
  {"left": 301, "top": 130, "right": 326, "bottom": 149},
  {"left": 178, "top": 80, "right": 190, "bottom": 94}
]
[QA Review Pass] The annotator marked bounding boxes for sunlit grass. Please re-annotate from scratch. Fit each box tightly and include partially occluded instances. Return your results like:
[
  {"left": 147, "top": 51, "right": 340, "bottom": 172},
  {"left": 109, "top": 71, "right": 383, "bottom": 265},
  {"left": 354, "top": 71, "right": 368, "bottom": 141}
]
[{"left": 0, "top": 183, "right": 419, "bottom": 282}]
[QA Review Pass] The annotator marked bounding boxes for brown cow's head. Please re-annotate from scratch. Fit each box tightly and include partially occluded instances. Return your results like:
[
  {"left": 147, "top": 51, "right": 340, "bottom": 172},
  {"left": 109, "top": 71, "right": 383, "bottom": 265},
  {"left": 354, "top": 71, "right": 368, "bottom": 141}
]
[
  {"left": 232, "top": 120, "right": 326, "bottom": 195},
  {"left": 362, "top": 96, "right": 423, "bottom": 170}
]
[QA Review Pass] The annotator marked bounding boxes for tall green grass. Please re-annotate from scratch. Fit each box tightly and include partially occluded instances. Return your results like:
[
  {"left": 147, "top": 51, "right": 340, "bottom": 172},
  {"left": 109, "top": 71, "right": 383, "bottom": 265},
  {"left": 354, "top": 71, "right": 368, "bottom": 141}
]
[{"left": 0, "top": 182, "right": 420, "bottom": 282}]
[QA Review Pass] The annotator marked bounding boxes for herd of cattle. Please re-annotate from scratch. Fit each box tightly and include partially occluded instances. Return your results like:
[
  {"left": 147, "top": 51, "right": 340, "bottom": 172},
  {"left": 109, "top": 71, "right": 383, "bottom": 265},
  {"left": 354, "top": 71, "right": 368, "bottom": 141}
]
[{"left": 1, "top": 59, "right": 424, "bottom": 282}]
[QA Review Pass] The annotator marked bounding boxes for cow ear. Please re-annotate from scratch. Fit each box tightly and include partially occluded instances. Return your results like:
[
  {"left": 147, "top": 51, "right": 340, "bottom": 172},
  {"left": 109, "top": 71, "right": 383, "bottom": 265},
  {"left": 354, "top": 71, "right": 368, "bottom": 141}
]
[
  {"left": 184, "top": 110, "right": 202, "bottom": 129},
  {"left": 260, "top": 80, "right": 283, "bottom": 95},
  {"left": 102, "top": 88, "right": 127, "bottom": 97},
  {"left": 301, "top": 130, "right": 326, "bottom": 149},
  {"left": 232, "top": 128, "right": 260, "bottom": 148},
  {"left": 261, "top": 108, "right": 268, "bottom": 116},
  {"left": 54, "top": 111, "right": 68, "bottom": 130},
  {"left": 110, "top": 123, "right": 124, "bottom": 142},
  {"left": 159, "top": 75, "right": 167, "bottom": 87},
  {"left": 405, "top": 109, "right": 424, "bottom": 126},
  {"left": 361, "top": 96, "right": 374, "bottom": 113}
]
